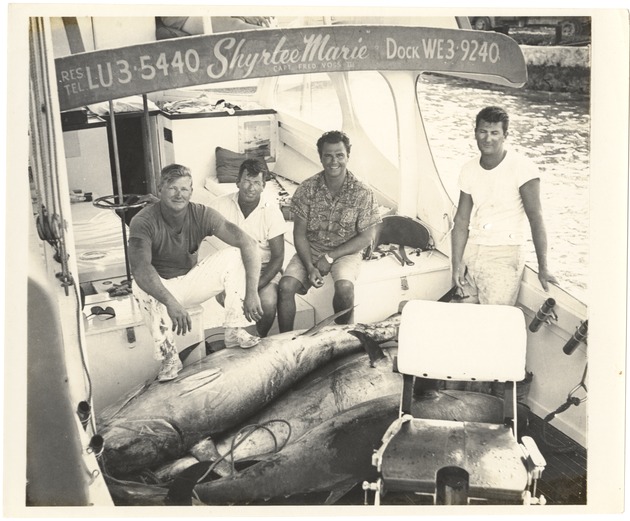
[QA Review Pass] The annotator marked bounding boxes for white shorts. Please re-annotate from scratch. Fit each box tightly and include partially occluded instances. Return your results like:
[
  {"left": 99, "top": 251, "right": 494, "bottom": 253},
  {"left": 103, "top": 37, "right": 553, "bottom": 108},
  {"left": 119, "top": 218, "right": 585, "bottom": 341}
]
[{"left": 461, "top": 243, "right": 526, "bottom": 306}]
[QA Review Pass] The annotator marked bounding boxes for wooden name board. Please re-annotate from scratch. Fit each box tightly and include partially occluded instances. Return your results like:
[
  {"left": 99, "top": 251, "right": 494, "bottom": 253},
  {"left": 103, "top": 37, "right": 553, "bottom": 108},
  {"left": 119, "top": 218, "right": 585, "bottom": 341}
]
[{"left": 55, "top": 25, "right": 526, "bottom": 111}]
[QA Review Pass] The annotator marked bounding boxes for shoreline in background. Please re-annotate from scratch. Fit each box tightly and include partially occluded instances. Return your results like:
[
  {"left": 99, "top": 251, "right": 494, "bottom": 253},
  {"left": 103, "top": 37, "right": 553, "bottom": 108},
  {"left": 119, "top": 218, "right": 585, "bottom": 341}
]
[
  {"left": 521, "top": 45, "right": 590, "bottom": 95},
  {"left": 501, "top": 23, "right": 591, "bottom": 95}
]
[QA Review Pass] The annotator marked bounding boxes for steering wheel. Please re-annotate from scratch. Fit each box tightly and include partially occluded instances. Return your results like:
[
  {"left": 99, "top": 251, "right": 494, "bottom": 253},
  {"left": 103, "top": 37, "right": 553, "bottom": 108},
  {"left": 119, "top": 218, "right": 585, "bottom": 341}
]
[
  {"left": 92, "top": 194, "right": 151, "bottom": 285},
  {"left": 93, "top": 194, "right": 149, "bottom": 211}
]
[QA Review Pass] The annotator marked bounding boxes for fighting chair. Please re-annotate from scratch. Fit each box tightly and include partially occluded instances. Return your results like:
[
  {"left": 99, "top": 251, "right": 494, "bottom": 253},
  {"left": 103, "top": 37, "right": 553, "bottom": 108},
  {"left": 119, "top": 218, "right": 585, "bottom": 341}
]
[{"left": 363, "top": 299, "right": 546, "bottom": 505}]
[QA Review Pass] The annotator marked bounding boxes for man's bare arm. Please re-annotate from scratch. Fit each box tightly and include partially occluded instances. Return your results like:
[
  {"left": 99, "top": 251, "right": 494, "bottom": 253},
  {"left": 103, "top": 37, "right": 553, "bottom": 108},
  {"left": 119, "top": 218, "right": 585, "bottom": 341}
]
[
  {"left": 128, "top": 237, "right": 192, "bottom": 335},
  {"left": 314, "top": 225, "right": 377, "bottom": 276},
  {"left": 293, "top": 215, "right": 323, "bottom": 287},
  {"left": 451, "top": 191, "right": 473, "bottom": 291},
  {"left": 521, "top": 178, "right": 558, "bottom": 291}
]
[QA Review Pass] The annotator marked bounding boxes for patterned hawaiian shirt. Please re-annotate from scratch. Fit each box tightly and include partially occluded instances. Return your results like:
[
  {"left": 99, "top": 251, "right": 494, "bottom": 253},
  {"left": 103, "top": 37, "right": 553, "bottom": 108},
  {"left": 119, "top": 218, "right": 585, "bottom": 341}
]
[{"left": 290, "top": 170, "right": 381, "bottom": 252}]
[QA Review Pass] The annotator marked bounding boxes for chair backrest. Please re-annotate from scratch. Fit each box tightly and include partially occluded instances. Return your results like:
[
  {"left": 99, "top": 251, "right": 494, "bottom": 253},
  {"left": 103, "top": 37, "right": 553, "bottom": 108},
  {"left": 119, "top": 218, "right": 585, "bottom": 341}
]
[{"left": 398, "top": 300, "right": 527, "bottom": 383}]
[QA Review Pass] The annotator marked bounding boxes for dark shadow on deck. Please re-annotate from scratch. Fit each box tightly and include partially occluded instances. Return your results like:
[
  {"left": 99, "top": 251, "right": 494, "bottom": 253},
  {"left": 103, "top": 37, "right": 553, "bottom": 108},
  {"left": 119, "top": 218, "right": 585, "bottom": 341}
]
[
  {"left": 523, "top": 413, "right": 587, "bottom": 505},
  {"left": 244, "top": 412, "right": 587, "bottom": 506}
]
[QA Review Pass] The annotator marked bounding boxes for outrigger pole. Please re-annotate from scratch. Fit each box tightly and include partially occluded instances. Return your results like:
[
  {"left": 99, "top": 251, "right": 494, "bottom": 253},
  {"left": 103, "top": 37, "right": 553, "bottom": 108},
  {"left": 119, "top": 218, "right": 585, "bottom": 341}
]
[
  {"left": 142, "top": 94, "right": 158, "bottom": 195},
  {"left": 106, "top": 100, "right": 133, "bottom": 285}
]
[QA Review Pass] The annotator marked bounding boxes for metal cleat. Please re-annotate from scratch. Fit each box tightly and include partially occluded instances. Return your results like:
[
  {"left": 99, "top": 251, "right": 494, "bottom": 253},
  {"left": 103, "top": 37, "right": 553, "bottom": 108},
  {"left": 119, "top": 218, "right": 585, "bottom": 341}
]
[{"left": 362, "top": 479, "right": 382, "bottom": 505}]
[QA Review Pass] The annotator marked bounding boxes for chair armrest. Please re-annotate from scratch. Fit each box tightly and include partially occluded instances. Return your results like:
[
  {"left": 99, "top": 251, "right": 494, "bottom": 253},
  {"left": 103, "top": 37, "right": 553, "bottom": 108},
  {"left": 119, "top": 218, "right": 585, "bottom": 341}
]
[{"left": 520, "top": 435, "right": 547, "bottom": 479}]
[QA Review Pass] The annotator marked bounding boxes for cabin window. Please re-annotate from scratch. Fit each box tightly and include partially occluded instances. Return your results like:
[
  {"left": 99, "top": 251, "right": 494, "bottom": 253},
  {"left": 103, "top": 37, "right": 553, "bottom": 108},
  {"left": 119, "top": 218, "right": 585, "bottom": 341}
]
[
  {"left": 274, "top": 73, "right": 342, "bottom": 130},
  {"left": 415, "top": 73, "right": 475, "bottom": 204},
  {"left": 347, "top": 71, "right": 399, "bottom": 167}
]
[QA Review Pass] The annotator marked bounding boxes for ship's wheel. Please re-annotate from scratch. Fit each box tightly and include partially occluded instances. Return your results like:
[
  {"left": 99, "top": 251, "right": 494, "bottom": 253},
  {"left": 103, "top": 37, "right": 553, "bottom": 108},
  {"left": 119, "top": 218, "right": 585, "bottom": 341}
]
[{"left": 93, "top": 194, "right": 149, "bottom": 286}]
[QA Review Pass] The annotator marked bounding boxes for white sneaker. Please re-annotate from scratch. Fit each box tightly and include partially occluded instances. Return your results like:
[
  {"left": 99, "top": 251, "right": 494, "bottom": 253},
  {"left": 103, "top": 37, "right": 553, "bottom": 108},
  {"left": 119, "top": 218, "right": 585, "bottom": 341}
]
[
  {"left": 157, "top": 357, "right": 183, "bottom": 382},
  {"left": 224, "top": 328, "right": 260, "bottom": 349}
]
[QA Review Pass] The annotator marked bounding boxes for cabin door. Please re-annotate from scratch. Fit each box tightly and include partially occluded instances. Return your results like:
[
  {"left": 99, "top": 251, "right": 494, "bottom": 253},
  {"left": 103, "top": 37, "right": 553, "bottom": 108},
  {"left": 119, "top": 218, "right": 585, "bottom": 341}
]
[{"left": 105, "top": 112, "right": 160, "bottom": 224}]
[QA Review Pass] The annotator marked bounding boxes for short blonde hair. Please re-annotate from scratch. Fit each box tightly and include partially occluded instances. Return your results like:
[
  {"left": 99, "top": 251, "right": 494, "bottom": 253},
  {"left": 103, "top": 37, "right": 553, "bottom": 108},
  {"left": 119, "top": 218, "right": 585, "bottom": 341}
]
[{"left": 159, "top": 164, "right": 192, "bottom": 189}]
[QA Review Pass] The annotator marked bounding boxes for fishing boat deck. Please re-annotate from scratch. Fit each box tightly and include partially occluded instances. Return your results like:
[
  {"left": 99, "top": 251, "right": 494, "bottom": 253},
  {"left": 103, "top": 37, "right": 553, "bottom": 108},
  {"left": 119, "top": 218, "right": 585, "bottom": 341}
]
[
  {"left": 249, "top": 411, "right": 587, "bottom": 507},
  {"left": 524, "top": 413, "right": 587, "bottom": 505}
]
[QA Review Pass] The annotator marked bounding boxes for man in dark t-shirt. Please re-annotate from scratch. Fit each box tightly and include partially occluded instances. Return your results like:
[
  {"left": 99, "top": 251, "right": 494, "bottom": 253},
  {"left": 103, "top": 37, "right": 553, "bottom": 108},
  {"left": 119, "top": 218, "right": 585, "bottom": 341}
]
[{"left": 129, "top": 164, "right": 263, "bottom": 382}]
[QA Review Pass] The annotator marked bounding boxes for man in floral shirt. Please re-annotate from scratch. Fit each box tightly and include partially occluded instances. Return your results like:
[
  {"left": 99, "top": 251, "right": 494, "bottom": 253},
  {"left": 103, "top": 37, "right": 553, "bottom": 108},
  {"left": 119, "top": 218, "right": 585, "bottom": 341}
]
[{"left": 277, "top": 131, "right": 381, "bottom": 331}]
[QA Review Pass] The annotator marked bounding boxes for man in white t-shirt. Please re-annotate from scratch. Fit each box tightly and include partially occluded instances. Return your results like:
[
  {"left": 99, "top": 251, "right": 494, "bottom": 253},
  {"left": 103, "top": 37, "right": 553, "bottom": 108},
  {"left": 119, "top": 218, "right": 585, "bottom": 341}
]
[
  {"left": 451, "top": 106, "right": 557, "bottom": 305},
  {"left": 208, "top": 159, "right": 287, "bottom": 336}
]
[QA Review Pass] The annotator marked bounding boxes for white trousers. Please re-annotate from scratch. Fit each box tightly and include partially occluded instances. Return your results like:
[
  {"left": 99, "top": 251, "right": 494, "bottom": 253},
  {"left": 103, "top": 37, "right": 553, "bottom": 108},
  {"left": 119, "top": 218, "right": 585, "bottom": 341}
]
[{"left": 133, "top": 247, "right": 252, "bottom": 360}]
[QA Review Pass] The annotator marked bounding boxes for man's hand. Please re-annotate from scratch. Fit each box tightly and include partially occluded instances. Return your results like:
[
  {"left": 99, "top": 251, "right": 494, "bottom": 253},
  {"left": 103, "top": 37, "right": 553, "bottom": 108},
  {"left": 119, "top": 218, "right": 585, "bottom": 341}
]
[
  {"left": 308, "top": 266, "right": 325, "bottom": 288},
  {"left": 452, "top": 262, "right": 467, "bottom": 292},
  {"left": 538, "top": 267, "right": 558, "bottom": 292},
  {"left": 243, "top": 292, "right": 264, "bottom": 323},
  {"left": 315, "top": 255, "right": 332, "bottom": 276},
  {"left": 166, "top": 301, "right": 192, "bottom": 335}
]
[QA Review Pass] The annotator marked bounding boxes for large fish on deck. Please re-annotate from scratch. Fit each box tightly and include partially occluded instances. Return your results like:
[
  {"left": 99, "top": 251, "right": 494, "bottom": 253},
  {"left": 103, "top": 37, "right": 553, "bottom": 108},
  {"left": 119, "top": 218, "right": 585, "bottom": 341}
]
[
  {"left": 106, "top": 389, "right": 524, "bottom": 506},
  {"left": 217, "top": 340, "right": 399, "bottom": 464},
  {"left": 105, "top": 394, "right": 399, "bottom": 506},
  {"left": 154, "top": 337, "right": 400, "bottom": 480},
  {"left": 98, "top": 315, "right": 400, "bottom": 477},
  {"left": 171, "top": 394, "right": 402, "bottom": 506}
]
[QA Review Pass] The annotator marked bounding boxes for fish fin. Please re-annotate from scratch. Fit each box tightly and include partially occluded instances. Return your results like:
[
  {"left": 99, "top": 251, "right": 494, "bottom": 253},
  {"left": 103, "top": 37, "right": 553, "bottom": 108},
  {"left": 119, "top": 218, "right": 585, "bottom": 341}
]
[
  {"left": 347, "top": 330, "right": 385, "bottom": 366},
  {"left": 181, "top": 367, "right": 222, "bottom": 382},
  {"left": 190, "top": 437, "right": 233, "bottom": 478},
  {"left": 438, "top": 286, "right": 460, "bottom": 302},
  {"left": 299, "top": 306, "right": 355, "bottom": 337},
  {"left": 324, "top": 480, "right": 357, "bottom": 505},
  {"left": 177, "top": 368, "right": 222, "bottom": 397},
  {"left": 166, "top": 461, "right": 213, "bottom": 505},
  {"left": 98, "top": 380, "right": 152, "bottom": 421},
  {"left": 179, "top": 374, "right": 221, "bottom": 390}
]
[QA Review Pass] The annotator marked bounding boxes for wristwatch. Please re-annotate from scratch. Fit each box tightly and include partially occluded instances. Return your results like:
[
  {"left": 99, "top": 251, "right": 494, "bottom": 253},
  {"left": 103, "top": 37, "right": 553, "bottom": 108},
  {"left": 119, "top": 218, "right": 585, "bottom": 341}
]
[{"left": 324, "top": 253, "right": 334, "bottom": 264}]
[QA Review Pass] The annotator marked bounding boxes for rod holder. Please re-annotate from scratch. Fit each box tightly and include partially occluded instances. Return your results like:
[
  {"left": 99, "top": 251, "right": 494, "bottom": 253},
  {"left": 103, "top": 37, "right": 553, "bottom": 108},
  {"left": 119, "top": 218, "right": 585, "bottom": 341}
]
[
  {"left": 563, "top": 320, "right": 588, "bottom": 355},
  {"left": 529, "top": 298, "right": 557, "bottom": 332},
  {"left": 77, "top": 400, "right": 91, "bottom": 429},
  {"left": 88, "top": 434, "right": 104, "bottom": 458}
]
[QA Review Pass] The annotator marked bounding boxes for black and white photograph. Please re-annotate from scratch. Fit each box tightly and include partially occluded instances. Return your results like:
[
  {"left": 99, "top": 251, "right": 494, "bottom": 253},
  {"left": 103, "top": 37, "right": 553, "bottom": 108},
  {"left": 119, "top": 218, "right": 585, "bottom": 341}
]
[{"left": 4, "top": 1, "right": 629, "bottom": 517}]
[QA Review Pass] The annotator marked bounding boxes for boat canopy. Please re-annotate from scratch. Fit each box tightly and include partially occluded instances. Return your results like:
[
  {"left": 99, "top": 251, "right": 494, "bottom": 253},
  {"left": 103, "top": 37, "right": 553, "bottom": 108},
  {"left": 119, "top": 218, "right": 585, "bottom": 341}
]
[{"left": 56, "top": 25, "right": 527, "bottom": 111}]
